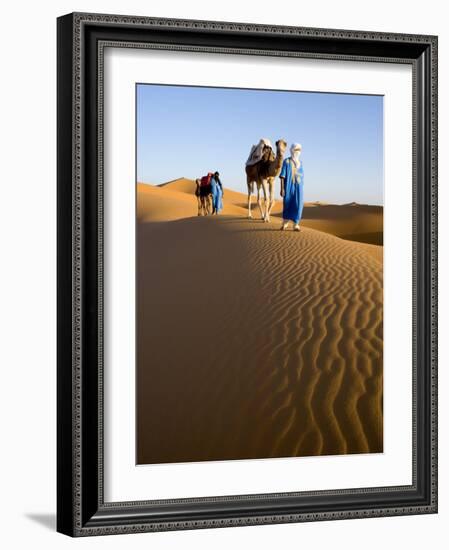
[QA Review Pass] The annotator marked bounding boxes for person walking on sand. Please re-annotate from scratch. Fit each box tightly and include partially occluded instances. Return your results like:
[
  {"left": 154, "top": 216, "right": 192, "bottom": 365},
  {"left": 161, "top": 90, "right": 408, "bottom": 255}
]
[
  {"left": 280, "top": 143, "right": 304, "bottom": 231},
  {"left": 210, "top": 171, "right": 223, "bottom": 215}
]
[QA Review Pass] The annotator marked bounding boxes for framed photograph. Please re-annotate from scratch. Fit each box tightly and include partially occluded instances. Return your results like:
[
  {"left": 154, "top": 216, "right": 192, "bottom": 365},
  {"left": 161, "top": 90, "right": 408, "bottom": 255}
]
[{"left": 57, "top": 12, "right": 438, "bottom": 536}]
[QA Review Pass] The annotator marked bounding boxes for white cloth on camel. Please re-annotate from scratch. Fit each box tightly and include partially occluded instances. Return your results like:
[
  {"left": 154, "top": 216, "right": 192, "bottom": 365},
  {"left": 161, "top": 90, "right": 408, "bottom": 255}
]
[{"left": 245, "top": 138, "right": 273, "bottom": 166}]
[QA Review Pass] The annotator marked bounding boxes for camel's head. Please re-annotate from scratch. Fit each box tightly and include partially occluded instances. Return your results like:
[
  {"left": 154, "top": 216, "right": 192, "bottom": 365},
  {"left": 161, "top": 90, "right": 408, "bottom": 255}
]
[{"left": 276, "top": 139, "right": 288, "bottom": 155}]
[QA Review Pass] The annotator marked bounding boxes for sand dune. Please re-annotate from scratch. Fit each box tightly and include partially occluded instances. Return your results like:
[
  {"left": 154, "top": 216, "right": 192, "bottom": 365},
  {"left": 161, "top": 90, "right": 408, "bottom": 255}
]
[
  {"left": 158, "top": 177, "right": 198, "bottom": 194},
  {"left": 138, "top": 183, "right": 248, "bottom": 221},
  {"left": 147, "top": 178, "right": 383, "bottom": 245},
  {"left": 299, "top": 203, "right": 383, "bottom": 245},
  {"left": 137, "top": 196, "right": 383, "bottom": 463},
  {"left": 137, "top": 183, "right": 198, "bottom": 221},
  {"left": 157, "top": 177, "right": 248, "bottom": 206}
]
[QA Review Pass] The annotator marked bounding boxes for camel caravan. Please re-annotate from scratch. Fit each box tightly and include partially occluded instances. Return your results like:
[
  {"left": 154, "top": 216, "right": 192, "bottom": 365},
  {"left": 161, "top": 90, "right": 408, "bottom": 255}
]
[{"left": 196, "top": 138, "right": 304, "bottom": 231}]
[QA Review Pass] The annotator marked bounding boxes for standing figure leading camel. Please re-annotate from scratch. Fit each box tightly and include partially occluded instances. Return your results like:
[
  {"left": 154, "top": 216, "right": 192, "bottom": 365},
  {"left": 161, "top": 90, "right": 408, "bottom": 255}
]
[{"left": 245, "top": 139, "right": 287, "bottom": 222}]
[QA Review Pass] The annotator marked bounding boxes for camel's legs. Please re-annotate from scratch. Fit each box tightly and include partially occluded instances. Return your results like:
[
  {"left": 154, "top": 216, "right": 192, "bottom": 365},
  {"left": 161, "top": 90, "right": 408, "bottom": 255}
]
[
  {"left": 247, "top": 182, "right": 254, "bottom": 218},
  {"left": 261, "top": 180, "right": 269, "bottom": 221},
  {"left": 195, "top": 181, "right": 203, "bottom": 216},
  {"left": 256, "top": 185, "right": 265, "bottom": 220},
  {"left": 206, "top": 195, "right": 212, "bottom": 215},
  {"left": 266, "top": 179, "right": 276, "bottom": 222}
]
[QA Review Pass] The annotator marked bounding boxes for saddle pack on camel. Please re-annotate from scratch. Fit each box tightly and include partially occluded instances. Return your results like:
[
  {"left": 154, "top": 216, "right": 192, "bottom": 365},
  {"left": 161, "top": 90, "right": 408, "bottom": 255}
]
[{"left": 200, "top": 173, "right": 213, "bottom": 186}]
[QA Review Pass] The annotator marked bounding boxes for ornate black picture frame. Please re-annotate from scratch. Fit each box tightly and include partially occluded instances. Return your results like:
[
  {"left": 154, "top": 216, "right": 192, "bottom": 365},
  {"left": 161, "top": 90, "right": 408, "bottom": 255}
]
[{"left": 57, "top": 12, "right": 438, "bottom": 537}]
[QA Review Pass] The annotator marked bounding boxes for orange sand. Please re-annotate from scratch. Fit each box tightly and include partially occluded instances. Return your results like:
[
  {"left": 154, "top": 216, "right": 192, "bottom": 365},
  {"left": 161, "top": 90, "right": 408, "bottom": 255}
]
[{"left": 136, "top": 179, "right": 383, "bottom": 464}]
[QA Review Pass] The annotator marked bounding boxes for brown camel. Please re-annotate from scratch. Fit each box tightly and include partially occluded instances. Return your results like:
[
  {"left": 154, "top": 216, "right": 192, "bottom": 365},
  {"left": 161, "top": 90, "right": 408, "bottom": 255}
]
[
  {"left": 195, "top": 178, "right": 212, "bottom": 216},
  {"left": 245, "top": 139, "right": 287, "bottom": 222}
]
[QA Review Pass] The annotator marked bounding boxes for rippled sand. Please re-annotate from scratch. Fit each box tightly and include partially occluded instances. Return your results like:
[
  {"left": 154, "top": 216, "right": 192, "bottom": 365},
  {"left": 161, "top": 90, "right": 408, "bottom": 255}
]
[{"left": 137, "top": 182, "right": 383, "bottom": 464}]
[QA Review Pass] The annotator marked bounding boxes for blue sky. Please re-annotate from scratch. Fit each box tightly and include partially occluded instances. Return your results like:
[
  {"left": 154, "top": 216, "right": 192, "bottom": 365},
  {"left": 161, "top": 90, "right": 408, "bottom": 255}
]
[{"left": 136, "top": 84, "right": 383, "bottom": 205}]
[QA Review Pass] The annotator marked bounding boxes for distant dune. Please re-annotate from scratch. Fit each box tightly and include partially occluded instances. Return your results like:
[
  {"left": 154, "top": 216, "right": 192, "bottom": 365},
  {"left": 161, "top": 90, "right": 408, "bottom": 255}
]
[
  {"left": 138, "top": 182, "right": 248, "bottom": 222},
  {"left": 158, "top": 177, "right": 198, "bottom": 194},
  {"left": 141, "top": 178, "right": 383, "bottom": 245},
  {"left": 137, "top": 183, "right": 197, "bottom": 221},
  {"left": 137, "top": 179, "right": 383, "bottom": 464}
]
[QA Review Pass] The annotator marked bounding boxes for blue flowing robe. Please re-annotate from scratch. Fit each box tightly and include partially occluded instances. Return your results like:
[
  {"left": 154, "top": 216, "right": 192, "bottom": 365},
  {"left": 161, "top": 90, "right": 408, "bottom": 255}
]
[
  {"left": 280, "top": 157, "right": 304, "bottom": 224},
  {"left": 210, "top": 177, "right": 223, "bottom": 213}
]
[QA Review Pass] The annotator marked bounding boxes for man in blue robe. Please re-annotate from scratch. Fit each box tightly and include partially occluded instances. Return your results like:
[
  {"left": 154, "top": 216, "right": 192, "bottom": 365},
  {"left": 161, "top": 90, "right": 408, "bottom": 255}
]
[
  {"left": 280, "top": 143, "right": 304, "bottom": 231},
  {"left": 210, "top": 171, "right": 223, "bottom": 215}
]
